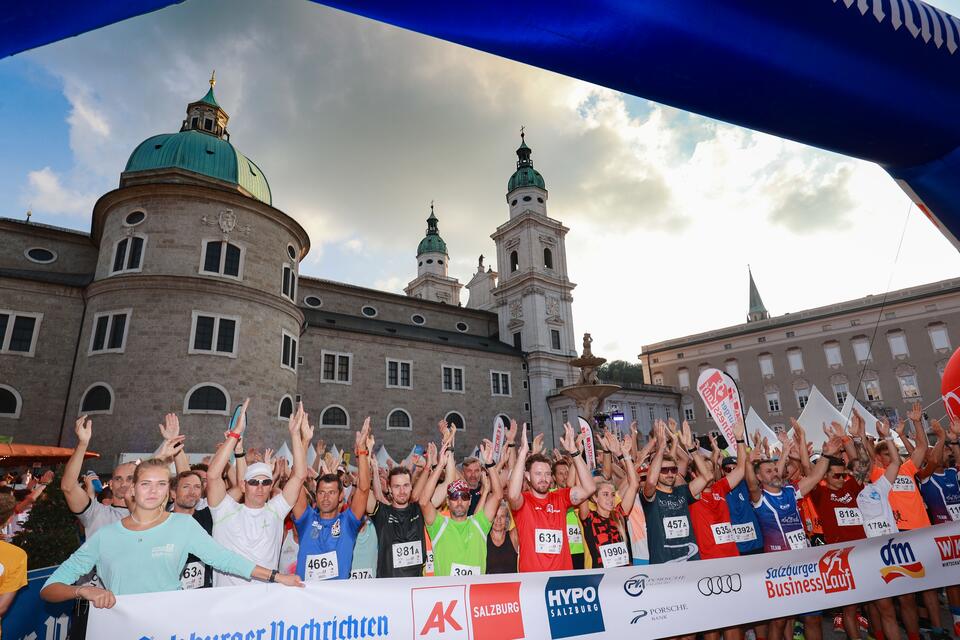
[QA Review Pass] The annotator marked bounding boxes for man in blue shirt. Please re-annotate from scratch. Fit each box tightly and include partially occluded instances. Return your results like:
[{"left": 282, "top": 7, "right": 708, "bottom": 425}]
[{"left": 293, "top": 418, "right": 372, "bottom": 581}]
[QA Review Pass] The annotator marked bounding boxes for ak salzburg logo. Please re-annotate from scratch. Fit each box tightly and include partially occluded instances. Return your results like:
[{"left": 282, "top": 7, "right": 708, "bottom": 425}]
[
  {"left": 879, "top": 538, "right": 925, "bottom": 583},
  {"left": 935, "top": 534, "right": 960, "bottom": 568},
  {"left": 411, "top": 582, "right": 524, "bottom": 640},
  {"left": 544, "top": 574, "right": 605, "bottom": 639},
  {"left": 764, "top": 547, "right": 856, "bottom": 598}
]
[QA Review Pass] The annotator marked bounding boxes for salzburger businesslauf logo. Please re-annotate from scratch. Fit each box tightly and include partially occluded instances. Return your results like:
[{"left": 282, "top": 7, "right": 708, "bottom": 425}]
[
  {"left": 698, "top": 574, "right": 742, "bottom": 596},
  {"left": 544, "top": 574, "right": 605, "bottom": 639}
]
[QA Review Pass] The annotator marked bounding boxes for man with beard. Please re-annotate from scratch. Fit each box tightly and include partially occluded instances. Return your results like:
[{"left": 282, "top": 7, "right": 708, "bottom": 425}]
[
  {"left": 508, "top": 422, "right": 596, "bottom": 573},
  {"left": 292, "top": 418, "right": 371, "bottom": 581},
  {"left": 421, "top": 439, "right": 502, "bottom": 576},
  {"left": 460, "top": 457, "right": 484, "bottom": 516},
  {"left": 171, "top": 470, "right": 212, "bottom": 589}
]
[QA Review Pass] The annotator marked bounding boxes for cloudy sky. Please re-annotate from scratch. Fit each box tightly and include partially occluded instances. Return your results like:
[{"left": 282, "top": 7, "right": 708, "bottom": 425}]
[{"left": 3, "top": 0, "right": 960, "bottom": 361}]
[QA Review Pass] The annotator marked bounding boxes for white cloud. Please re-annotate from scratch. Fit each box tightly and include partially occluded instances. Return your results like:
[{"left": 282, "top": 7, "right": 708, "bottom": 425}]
[{"left": 22, "top": 167, "right": 97, "bottom": 217}]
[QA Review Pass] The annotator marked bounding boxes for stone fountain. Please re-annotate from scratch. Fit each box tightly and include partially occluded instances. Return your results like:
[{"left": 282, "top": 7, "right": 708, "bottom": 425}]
[{"left": 558, "top": 333, "right": 621, "bottom": 420}]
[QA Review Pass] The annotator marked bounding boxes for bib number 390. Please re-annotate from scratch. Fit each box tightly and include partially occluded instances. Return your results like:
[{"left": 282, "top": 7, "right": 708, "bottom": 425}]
[
  {"left": 392, "top": 541, "right": 423, "bottom": 568},
  {"left": 305, "top": 551, "right": 338, "bottom": 581},
  {"left": 535, "top": 528, "right": 563, "bottom": 554}
]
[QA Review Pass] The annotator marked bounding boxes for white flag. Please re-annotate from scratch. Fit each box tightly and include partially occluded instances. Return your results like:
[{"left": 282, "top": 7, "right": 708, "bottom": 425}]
[{"left": 577, "top": 417, "right": 596, "bottom": 470}]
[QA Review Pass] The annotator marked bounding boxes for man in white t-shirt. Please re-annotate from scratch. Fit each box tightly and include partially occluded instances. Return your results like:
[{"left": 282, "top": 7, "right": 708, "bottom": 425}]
[{"left": 207, "top": 399, "right": 309, "bottom": 587}]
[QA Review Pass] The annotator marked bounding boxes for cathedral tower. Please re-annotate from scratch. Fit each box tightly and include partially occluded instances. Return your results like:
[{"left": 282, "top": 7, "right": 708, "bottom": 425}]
[{"left": 405, "top": 203, "right": 462, "bottom": 304}]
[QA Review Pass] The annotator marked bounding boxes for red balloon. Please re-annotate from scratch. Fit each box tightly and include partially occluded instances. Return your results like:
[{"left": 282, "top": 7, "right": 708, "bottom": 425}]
[{"left": 942, "top": 347, "right": 960, "bottom": 420}]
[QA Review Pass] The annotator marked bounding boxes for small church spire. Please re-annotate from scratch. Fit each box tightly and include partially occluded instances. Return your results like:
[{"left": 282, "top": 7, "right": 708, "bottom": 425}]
[
  {"left": 209, "top": 69, "right": 216, "bottom": 89},
  {"left": 747, "top": 265, "right": 770, "bottom": 322}
]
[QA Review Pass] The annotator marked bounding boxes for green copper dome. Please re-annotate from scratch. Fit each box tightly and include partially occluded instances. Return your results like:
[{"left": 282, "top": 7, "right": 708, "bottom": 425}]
[
  {"left": 124, "top": 131, "right": 272, "bottom": 205},
  {"left": 122, "top": 79, "right": 272, "bottom": 205},
  {"left": 417, "top": 207, "right": 448, "bottom": 255},
  {"left": 507, "top": 136, "right": 545, "bottom": 193}
]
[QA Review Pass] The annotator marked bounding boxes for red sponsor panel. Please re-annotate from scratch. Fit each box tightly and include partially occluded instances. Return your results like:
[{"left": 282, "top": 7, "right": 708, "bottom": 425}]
[
  {"left": 935, "top": 534, "right": 960, "bottom": 567},
  {"left": 412, "top": 585, "right": 470, "bottom": 639},
  {"left": 469, "top": 582, "right": 524, "bottom": 640},
  {"left": 818, "top": 547, "right": 856, "bottom": 594}
]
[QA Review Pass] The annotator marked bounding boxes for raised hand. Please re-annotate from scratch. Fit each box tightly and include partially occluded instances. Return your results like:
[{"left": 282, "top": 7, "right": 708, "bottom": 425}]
[
  {"left": 849, "top": 410, "right": 866, "bottom": 438},
  {"left": 300, "top": 414, "right": 315, "bottom": 445},
  {"left": 355, "top": 417, "right": 371, "bottom": 452},
  {"left": 231, "top": 398, "right": 251, "bottom": 437},
  {"left": 263, "top": 448, "right": 275, "bottom": 471},
  {"left": 907, "top": 401, "right": 923, "bottom": 423},
  {"left": 159, "top": 413, "right": 180, "bottom": 440},
  {"left": 667, "top": 417, "right": 678, "bottom": 435},
  {"left": 426, "top": 442, "right": 438, "bottom": 468},
  {"left": 506, "top": 419, "right": 518, "bottom": 444},
  {"left": 532, "top": 432, "right": 545, "bottom": 455},
  {"left": 288, "top": 402, "right": 304, "bottom": 438},
  {"left": 621, "top": 434, "right": 634, "bottom": 456},
  {"left": 157, "top": 435, "right": 186, "bottom": 460},
  {"left": 559, "top": 423, "right": 580, "bottom": 455},
  {"left": 733, "top": 416, "right": 745, "bottom": 441},
  {"left": 518, "top": 424, "right": 529, "bottom": 456},
  {"left": 75, "top": 416, "right": 92, "bottom": 445},
  {"left": 877, "top": 418, "right": 891, "bottom": 439},
  {"left": 823, "top": 436, "right": 842, "bottom": 457},
  {"left": 606, "top": 430, "right": 623, "bottom": 456},
  {"left": 680, "top": 420, "right": 694, "bottom": 448},
  {"left": 931, "top": 418, "right": 946, "bottom": 440},
  {"left": 480, "top": 439, "right": 494, "bottom": 465},
  {"left": 315, "top": 439, "right": 326, "bottom": 457}
]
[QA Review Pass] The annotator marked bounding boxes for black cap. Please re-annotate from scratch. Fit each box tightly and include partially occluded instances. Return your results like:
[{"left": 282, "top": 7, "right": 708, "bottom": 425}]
[{"left": 721, "top": 456, "right": 737, "bottom": 469}]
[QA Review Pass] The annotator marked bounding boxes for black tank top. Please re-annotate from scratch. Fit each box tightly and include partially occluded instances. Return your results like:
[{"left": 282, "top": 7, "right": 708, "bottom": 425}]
[{"left": 486, "top": 531, "right": 518, "bottom": 574}]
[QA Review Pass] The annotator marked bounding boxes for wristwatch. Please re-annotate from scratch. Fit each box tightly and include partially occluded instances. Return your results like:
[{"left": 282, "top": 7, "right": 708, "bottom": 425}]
[{"left": 269, "top": 569, "right": 278, "bottom": 583}]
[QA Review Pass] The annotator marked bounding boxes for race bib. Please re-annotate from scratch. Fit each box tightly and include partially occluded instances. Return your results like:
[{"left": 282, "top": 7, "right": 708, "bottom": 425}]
[
  {"left": 864, "top": 519, "right": 897, "bottom": 537},
  {"left": 566, "top": 523, "right": 583, "bottom": 545},
  {"left": 304, "top": 551, "right": 338, "bottom": 581},
  {"left": 711, "top": 522, "right": 734, "bottom": 544},
  {"left": 180, "top": 561, "right": 205, "bottom": 590},
  {"left": 786, "top": 528, "right": 808, "bottom": 550},
  {"left": 598, "top": 542, "right": 630, "bottom": 567},
  {"left": 392, "top": 541, "right": 423, "bottom": 568},
  {"left": 535, "top": 528, "right": 563, "bottom": 554},
  {"left": 834, "top": 507, "right": 864, "bottom": 527},
  {"left": 425, "top": 550, "right": 434, "bottom": 574},
  {"left": 731, "top": 522, "right": 757, "bottom": 543},
  {"left": 450, "top": 563, "right": 481, "bottom": 576},
  {"left": 663, "top": 515, "right": 689, "bottom": 540},
  {"left": 892, "top": 475, "right": 915, "bottom": 492},
  {"left": 349, "top": 568, "right": 373, "bottom": 580},
  {"left": 948, "top": 504, "right": 960, "bottom": 522}
]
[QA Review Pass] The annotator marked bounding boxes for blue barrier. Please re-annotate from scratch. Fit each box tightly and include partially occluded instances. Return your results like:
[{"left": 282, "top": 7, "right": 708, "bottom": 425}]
[{"left": 5, "top": 566, "right": 71, "bottom": 640}]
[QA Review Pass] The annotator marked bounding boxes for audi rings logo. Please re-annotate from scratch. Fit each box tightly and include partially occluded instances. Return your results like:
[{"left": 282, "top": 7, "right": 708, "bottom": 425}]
[{"left": 698, "top": 574, "right": 742, "bottom": 596}]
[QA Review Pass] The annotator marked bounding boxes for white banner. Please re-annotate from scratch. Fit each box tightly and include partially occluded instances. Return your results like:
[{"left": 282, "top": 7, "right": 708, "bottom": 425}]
[
  {"left": 89, "top": 523, "right": 960, "bottom": 640},
  {"left": 746, "top": 407, "right": 779, "bottom": 447},
  {"left": 696, "top": 368, "right": 743, "bottom": 446},
  {"left": 492, "top": 416, "right": 506, "bottom": 462},
  {"left": 577, "top": 417, "right": 596, "bottom": 470},
  {"left": 795, "top": 386, "right": 846, "bottom": 449}
]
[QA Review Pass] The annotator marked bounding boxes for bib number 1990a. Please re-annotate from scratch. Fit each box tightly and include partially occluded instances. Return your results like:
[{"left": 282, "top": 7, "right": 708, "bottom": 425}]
[
  {"left": 535, "top": 528, "right": 563, "bottom": 554},
  {"left": 599, "top": 542, "right": 629, "bottom": 567},
  {"left": 392, "top": 541, "right": 423, "bottom": 568}
]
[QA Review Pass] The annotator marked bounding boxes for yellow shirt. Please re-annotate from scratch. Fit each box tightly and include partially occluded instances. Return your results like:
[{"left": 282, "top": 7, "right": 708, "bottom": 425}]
[{"left": 0, "top": 541, "right": 27, "bottom": 639}]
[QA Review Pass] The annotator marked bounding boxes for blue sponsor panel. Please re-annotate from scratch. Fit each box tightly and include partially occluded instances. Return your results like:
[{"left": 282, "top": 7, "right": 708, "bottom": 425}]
[
  {"left": 544, "top": 573, "right": 604, "bottom": 639},
  {"left": 5, "top": 565, "right": 72, "bottom": 640}
]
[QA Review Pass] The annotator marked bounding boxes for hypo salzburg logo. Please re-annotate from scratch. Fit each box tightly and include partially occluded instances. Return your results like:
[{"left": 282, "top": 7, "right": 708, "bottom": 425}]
[
  {"left": 764, "top": 547, "right": 855, "bottom": 598},
  {"left": 879, "top": 538, "right": 926, "bottom": 583},
  {"left": 935, "top": 534, "right": 960, "bottom": 567},
  {"left": 469, "top": 582, "right": 525, "bottom": 640},
  {"left": 412, "top": 585, "right": 469, "bottom": 639},
  {"left": 544, "top": 574, "right": 605, "bottom": 639}
]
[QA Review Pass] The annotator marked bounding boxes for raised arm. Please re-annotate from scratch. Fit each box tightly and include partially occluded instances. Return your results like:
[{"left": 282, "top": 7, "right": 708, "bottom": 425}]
[
  {"left": 60, "top": 416, "right": 93, "bottom": 514},
  {"left": 790, "top": 418, "right": 812, "bottom": 476},
  {"left": 507, "top": 426, "right": 529, "bottom": 511},
  {"left": 877, "top": 419, "right": 902, "bottom": 484},
  {"left": 905, "top": 402, "right": 929, "bottom": 469},
  {"left": 564, "top": 423, "right": 597, "bottom": 505},
  {"left": 207, "top": 398, "right": 249, "bottom": 507},
  {"left": 281, "top": 403, "right": 309, "bottom": 507},
  {"left": 680, "top": 421, "right": 711, "bottom": 496},
  {"left": 725, "top": 418, "right": 747, "bottom": 488},
  {"left": 158, "top": 413, "right": 191, "bottom": 474},
  {"left": 796, "top": 437, "right": 842, "bottom": 496},
  {"left": 643, "top": 421, "right": 667, "bottom": 500},
  {"left": 918, "top": 419, "right": 946, "bottom": 480},
  {"left": 350, "top": 417, "right": 372, "bottom": 521},
  {"left": 418, "top": 444, "right": 447, "bottom": 526},
  {"left": 609, "top": 432, "right": 639, "bottom": 514},
  {"left": 480, "top": 439, "right": 504, "bottom": 523}
]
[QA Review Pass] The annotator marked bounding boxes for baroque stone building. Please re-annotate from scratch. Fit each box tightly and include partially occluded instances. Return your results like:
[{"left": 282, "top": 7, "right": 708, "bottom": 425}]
[
  {"left": 641, "top": 270, "right": 960, "bottom": 436},
  {"left": 0, "top": 80, "right": 677, "bottom": 466}
]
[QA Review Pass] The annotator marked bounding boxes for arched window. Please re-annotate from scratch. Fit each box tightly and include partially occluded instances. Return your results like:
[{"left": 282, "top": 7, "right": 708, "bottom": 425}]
[
  {"left": 510, "top": 251, "right": 519, "bottom": 273},
  {"left": 278, "top": 395, "right": 294, "bottom": 420},
  {"left": 321, "top": 405, "right": 349, "bottom": 428},
  {"left": 0, "top": 385, "right": 22, "bottom": 418},
  {"left": 445, "top": 411, "right": 465, "bottom": 431},
  {"left": 543, "top": 248, "right": 553, "bottom": 270},
  {"left": 80, "top": 383, "right": 114, "bottom": 414},
  {"left": 387, "top": 409, "right": 411, "bottom": 431},
  {"left": 498, "top": 414, "right": 511, "bottom": 428},
  {"left": 184, "top": 383, "right": 229, "bottom": 414}
]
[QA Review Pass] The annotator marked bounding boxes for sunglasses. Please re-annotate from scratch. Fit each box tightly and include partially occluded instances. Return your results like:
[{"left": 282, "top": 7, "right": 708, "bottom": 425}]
[
  {"left": 449, "top": 492, "right": 471, "bottom": 501},
  {"left": 661, "top": 467, "right": 678, "bottom": 475},
  {"left": 829, "top": 472, "right": 849, "bottom": 479},
  {"left": 246, "top": 478, "right": 274, "bottom": 487}
]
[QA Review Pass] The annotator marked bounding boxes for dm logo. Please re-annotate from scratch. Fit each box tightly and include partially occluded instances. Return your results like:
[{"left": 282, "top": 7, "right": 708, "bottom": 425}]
[
  {"left": 879, "top": 538, "right": 925, "bottom": 583},
  {"left": 544, "top": 574, "right": 605, "bottom": 639}
]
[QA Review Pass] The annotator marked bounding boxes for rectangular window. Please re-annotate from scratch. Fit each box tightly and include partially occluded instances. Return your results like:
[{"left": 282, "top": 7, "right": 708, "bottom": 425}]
[
  {"left": 513, "top": 332, "right": 522, "bottom": 349},
  {"left": 281, "top": 332, "right": 298, "bottom": 371},
  {"left": 863, "top": 379, "right": 883, "bottom": 402},
  {"left": 111, "top": 236, "right": 146, "bottom": 274},
  {"left": 795, "top": 388, "right": 810, "bottom": 409},
  {"left": 787, "top": 349, "right": 804, "bottom": 373},
  {"left": 0, "top": 311, "right": 42, "bottom": 356},
  {"left": 555, "top": 378, "right": 564, "bottom": 391},
  {"left": 887, "top": 331, "right": 909, "bottom": 358},
  {"left": 89, "top": 310, "right": 131, "bottom": 354},
  {"left": 321, "top": 351, "right": 352, "bottom": 384},
  {"left": 852, "top": 338, "right": 871, "bottom": 363},
  {"left": 677, "top": 369, "right": 690, "bottom": 389},
  {"left": 832, "top": 382, "right": 849, "bottom": 406},
  {"left": 386, "top": 359, "right": 412, "bottom": 389},
  {"left": 785, "top": 331, "right": 795, "bottom": 338},
  {"left": 491, "top": 371, "right": 511, "bottom": 396},
  {"left": 683, "top": 404, "right": 695, "bottom": 422},
  {"left": 725, "top": 360, "right": 739, "bottom": 381},
  {"left": 652, "top": 373, "right": 664, "bottom": 385},
  {"left": 189, "top": 312, "right": 239, "bottom": 357},
  {"left": 561, "top": 409, "right": 569, "bottom": 425},
  {"left": 281, "top": 265, "right": 297, "bottom": 301},
  {"left": 551, "top": 330, "right": 561, "bottom": 350},
  {"left": 898, "top": 374, "right": 920, "bottom": 398},
  {"left": 201, "top": 240, "right": 243, "bottom": 278},
  {"left": 766, "top": 391, "right": 781, "bottom": 413},
  {"left": 442, "top": 365, "right": 464, "bottom": 392},
  {"left": 648, "top": 405, "right": 656, "bottom": 422},
  {"left": 823, "top": 342, "right": 843, "bottom": 367},
  {"left": 758, "top": 354, "right": 774, "bottom": 377},
  {"left": 929, "top": 324, "right": 950, "bottom": 351}
]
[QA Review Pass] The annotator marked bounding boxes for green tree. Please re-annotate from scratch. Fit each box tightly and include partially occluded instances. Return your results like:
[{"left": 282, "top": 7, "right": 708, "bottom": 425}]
[
  {"left": 13, "top": 471, "right": 81, "bottom": 569},
  {"left": 597, "top": 360, "right": 646, "bottom": 385}
]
